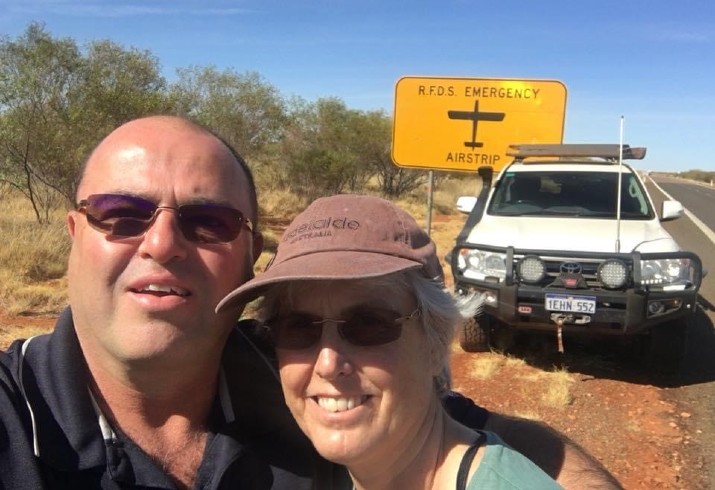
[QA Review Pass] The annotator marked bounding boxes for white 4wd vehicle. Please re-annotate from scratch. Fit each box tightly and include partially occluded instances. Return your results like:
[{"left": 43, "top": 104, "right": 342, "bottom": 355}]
[{"left": 451, "top": 144, "right": 703, "bottom": 372}]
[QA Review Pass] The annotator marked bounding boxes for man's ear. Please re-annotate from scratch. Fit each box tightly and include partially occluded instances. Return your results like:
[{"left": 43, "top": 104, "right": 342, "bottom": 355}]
[{"left": 67, "top": 211, "right": 78, "bottom": 238}]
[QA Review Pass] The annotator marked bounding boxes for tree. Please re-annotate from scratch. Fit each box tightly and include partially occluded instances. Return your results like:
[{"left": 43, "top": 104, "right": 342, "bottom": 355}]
[
  {"left": 170, "top": 66, "right": 286, "bottom": 162},
  {"left": 279, "top": 97, "right": 371, "bottom": 200},
  {"left": 0, "top": 23, "right": 82, "bottom": 221},
  {"left": 0, "top": 23, "right": 171, "bottom": 220},
  {"left": 351, "top": 110, "right": 423, "bottom": 197},
  {"left": 71, "top": 39, "right": 172, "bottom": 162}
]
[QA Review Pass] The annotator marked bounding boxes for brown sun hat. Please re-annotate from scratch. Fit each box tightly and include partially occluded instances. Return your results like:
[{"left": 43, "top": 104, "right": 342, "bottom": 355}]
[{"left": 216, "top": 194, "right": 443, "bottom": 313}]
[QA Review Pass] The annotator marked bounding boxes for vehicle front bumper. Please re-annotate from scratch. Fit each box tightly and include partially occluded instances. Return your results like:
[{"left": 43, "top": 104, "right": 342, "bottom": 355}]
[{"left": 451, "top": 245, "right": 702, "bottom": 336}]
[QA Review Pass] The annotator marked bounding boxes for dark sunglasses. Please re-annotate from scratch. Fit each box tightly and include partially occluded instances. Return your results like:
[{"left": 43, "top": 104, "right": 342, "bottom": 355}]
[
  {"left": 76, "top": 193, "right": 253, "bottom": 244},
  {"left": 265, "top": 307, "right": 421, "bottom": 350}
]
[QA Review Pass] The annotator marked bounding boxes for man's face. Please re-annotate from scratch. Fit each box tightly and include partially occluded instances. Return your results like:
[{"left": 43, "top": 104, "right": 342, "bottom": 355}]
[{"left": 67, "top": 117, "right": 261, "bottom": 367}]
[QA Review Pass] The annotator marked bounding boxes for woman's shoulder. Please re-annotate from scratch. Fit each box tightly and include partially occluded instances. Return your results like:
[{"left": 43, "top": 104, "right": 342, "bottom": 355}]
[{"left": 463, "top": 430, "right": 563, "bottom": 490}]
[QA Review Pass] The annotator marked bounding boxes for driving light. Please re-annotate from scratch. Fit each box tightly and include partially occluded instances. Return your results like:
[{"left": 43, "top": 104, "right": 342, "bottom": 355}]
[
  {"left": 518, "top": 255, "right": 545, "bottom": 283},
  {"left": 598, "top": 259, "right": 628, "bottom": 289}
]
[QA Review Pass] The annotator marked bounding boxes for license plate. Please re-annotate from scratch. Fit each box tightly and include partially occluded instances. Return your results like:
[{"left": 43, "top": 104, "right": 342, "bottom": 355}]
[{"left": 545, "top": 294, "right": 596, "bottom": 314}]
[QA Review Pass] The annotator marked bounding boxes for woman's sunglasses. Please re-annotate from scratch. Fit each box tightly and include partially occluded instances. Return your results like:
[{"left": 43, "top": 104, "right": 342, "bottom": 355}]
[
  {"left": 265, "top": 307, "right": 421, "bottom": 350},
  {"left": 76, "top": 193, "right": 253, "bottom": 244}
]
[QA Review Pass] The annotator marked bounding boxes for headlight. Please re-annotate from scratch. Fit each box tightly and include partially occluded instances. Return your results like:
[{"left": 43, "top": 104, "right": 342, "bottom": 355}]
[
  {"left": 598, "top": 259, "right": 628, "bottom": 289},
  {"left": 640, "top": 258, "right": 691, "bottom": 287},
  {"left": 456, "top": 248, "right": 507, "bottom": 282},
  {"left": 518, "top": 255, "right": 545, "bottom": 283}
]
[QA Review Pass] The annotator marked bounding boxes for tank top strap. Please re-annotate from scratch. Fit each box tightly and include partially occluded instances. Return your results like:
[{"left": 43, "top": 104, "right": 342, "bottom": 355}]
[{"left": 455, "top": 431, "right": 486, "bottom": 490}]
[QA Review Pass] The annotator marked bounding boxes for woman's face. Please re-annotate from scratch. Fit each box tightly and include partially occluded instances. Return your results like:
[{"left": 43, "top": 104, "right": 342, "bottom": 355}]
[{"left": 275, "top": 280, "right": 440, "bottom": 473}]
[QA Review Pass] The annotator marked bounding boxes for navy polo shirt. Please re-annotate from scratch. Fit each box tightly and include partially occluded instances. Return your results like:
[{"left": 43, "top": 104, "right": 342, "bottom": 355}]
[{"left": 0, "top": 308, "right": 312, "bottom": 489}]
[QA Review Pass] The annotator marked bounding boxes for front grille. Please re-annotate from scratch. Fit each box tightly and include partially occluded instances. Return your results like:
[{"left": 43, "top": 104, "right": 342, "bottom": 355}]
[{"left": 513, "top": 255, "right": 633, "bottom": 289}]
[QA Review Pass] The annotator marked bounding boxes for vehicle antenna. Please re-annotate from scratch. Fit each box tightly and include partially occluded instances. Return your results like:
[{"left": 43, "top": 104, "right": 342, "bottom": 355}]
[{"left": 615, "top": 116, "right": 624, "bottom": 252}]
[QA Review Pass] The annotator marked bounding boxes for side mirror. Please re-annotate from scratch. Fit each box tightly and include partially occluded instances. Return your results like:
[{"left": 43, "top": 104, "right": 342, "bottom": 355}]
[
  {"left": 661, "top": 200, "right": 684, "bottom": 221},
  {"left": 456, "top": 196, "right": 477, "bottom": 214}
]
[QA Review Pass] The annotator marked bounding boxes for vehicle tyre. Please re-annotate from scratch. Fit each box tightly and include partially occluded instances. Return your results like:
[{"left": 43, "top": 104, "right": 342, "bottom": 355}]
[
  {"left": 458, "top": 316, "right": 490, "bottom": 352},
  {"left": 644, "top": 318, "right": 691, "bottom": 374}
]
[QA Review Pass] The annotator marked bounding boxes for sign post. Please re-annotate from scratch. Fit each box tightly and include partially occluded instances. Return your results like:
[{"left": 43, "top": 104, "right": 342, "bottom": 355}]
[
  {"left": 392, "top": 77, "right": 567, "bottom": 173},
  {"left": 426, "top": 169, "right": 434, "bottom": 235}
]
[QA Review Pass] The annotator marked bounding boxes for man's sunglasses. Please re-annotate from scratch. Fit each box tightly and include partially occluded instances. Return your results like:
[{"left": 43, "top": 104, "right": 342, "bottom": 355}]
[
  {"left": 265, "top": 307, "right": 421, "bottom": 350},
  {"left": 76, "top": 193, "right": 253, "bottom": 244}
]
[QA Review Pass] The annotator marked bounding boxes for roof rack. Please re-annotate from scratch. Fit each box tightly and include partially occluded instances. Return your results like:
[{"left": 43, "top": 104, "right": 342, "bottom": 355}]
[{"left": 507, "top": 144, "right": 647, "bottom": 161}]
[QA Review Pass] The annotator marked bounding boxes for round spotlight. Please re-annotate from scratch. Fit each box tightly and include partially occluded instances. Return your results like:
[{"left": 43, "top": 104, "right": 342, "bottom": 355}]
[
  {"left": 598, "top": 259, "right": 627, "bottom": 289},
  {"left": 518, "top": 255, "right": 545, "bottom": 283}
]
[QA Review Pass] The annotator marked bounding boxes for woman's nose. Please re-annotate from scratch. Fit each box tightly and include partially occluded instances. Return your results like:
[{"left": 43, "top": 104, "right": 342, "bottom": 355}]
[{"left": 314, "top": 325, "right": 355, "bottom": 379}]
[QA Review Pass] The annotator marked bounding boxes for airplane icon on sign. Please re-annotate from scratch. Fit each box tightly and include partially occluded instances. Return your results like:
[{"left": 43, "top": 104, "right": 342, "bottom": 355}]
[{"left": 448, "top": 100, "right": 505, "bottom": 149}]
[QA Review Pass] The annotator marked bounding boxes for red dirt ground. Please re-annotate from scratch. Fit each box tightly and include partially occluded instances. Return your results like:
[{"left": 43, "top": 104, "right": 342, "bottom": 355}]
[{"left": 450, "top": 345, "right": 693, "bottom": 489}]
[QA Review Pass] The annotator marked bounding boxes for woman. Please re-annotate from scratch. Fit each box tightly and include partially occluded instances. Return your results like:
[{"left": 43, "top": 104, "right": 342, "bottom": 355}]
[{"left": 217, "top": 194, "right": 561, "bottom": 489}]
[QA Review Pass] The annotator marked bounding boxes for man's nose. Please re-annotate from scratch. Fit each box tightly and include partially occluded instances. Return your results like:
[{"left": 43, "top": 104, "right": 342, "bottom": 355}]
[{"left": 137, "top": 208, "right": 190, "bottom": 263}]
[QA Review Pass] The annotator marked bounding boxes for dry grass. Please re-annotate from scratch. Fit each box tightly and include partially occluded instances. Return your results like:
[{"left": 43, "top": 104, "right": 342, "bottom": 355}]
[
  {"left": 466, "top": 353, "right": 506, "bottom": 379},
  {"left": 539, "top": 368, "right": 576, "bottom": 407},
  {"left": 456, "top": 349, "right": 576, "bottom": 412},
  {"left": 516, "top": 366, "right": 575, "bottom": 408},
  {"left": 464, "top": 352, "right": 535, "bottom": 381},
  {"left": 0, "top": 192, "right": 70, "bottom": 315},
  {"left": 0, "top": 279, "right": 69, "bottom": 316}
]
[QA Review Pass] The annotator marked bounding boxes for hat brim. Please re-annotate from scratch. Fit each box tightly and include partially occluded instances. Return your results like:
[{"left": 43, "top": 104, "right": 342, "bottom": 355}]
[{"left": 215, "top": 251, "right": 423, "bottom": 313}]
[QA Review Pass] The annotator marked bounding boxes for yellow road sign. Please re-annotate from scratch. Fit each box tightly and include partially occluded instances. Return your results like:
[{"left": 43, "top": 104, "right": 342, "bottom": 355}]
[{"left": 392, "top": 77, "right": 567, "bottom": 172}]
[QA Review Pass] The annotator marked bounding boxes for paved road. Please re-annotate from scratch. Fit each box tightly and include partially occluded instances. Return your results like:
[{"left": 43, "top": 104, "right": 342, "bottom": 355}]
[
  {"left": 652, "top": 174, "right": 715, "bottom": 234},
  {"left": 647, "top": 174, "right": 715, "bottom": 489},
  {"left": 648, "top": 174, "right": 715, "bottom": 302}
]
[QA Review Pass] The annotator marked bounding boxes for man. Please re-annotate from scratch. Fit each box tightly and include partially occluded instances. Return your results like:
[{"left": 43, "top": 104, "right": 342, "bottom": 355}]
[
  {"left": 0, "top": 115, "right": 620, "bottom": 489},
  {"left": 0, "top": 116, "right": 272, "bottom": 489}
]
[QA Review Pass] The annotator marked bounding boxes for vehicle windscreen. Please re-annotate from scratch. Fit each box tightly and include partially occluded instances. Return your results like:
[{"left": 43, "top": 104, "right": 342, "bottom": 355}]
[{"left": 488, "top": 171, "right": 654, "bottom": 219}]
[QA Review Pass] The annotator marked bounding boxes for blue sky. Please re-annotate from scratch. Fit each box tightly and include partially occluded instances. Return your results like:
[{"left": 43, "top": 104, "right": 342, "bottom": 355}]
[{"left": 1, "top": 0, "right": 713, "bottom": 171}]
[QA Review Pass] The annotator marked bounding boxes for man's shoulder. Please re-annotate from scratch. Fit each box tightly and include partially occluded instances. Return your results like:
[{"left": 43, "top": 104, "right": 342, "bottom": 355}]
[
  {"left": 224, "top": 319, "right": 278, "bottom": 378},
  {"left": 1, "top": 335, "right": 43, "bottom": 393},
  {"left": 444, "top": 391, "right": 490, "bottom": 429},
  {"left": 1, "top": 310, "right": 73, "bottom": 390},
  {"left": 0, "top": 316, "right": 71, "bottom": 431},
  {"left": 0, "top": 342, "right": 21, "bottom": 396},
  {"left": 223, "top": 320, "right": 319, "bottom": 478},
  {"left": 0, "top": 338, "right": 50, "bottom": 488},
  {"left": 0, "top": 309, "right": 73, "bottom": 418},
  {"left": 222, "top": 319, "right": 289, "bottom": 430}
]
